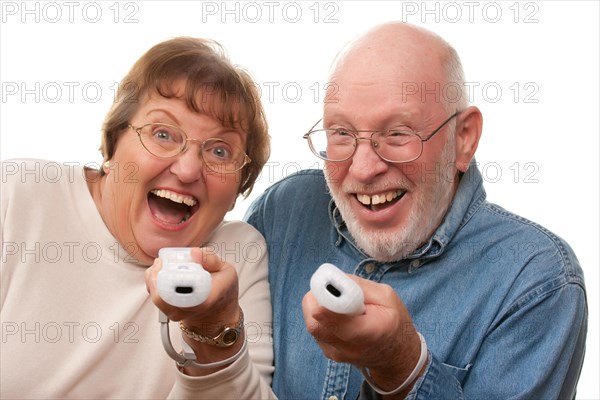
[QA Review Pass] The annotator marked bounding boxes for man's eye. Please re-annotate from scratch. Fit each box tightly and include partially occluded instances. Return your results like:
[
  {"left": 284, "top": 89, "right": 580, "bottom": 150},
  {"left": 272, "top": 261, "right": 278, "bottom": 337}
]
[
  {"left": 384, "top": 131, "right": 415, "bottom": 145},
  {"left": 387, "top": 130, "right": 413, "bottom": 137},
  {"left": 335, "top": 129, "right": 352, "bottom": 137}
]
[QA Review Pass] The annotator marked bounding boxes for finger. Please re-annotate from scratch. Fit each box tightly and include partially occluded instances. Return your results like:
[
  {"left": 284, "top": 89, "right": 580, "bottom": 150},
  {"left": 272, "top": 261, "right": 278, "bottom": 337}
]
[
  {"left": 347, "top": 275, "right": 407, "bottom": 313},
  {"left": 303, "top": 282, "right": 366, "bottom": 328},
  {"left": 345, "top": 279, "right": 421, "bottom": 357},
  {"left": 191, "top": 247, "right": 226, "bottom": 273},
  {"left": 178, "top": 249, "right": 240, "bottom": 322},
  {"left": 302, "top": 292, "right": 348, "bottom": 343},
  {"left": 144, "top": 257, "right": 162, "bottom": 295},
  {"left": 144, "top": 259, "right": 190, "bottom": 320},
  {"left": 302, "top": 292, "right": 328, "bottom": 339},
  {"left": 190, "top": 248, "right": 238, "bottom": 300},
  {"left": 306, "top": 278, "right": 406, "bottom": 345},
  {"left": 316, "top": 340, "right": 364, "bottom": 365},
  {"left": 302, "top": 291, "right": 318, "bottom": 328}
]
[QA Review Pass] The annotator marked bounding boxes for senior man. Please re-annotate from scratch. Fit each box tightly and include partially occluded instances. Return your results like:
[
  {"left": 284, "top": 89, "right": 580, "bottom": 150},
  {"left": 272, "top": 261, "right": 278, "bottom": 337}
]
[{"left": 245, "top": 22, "right": 587, "bottom": 399}]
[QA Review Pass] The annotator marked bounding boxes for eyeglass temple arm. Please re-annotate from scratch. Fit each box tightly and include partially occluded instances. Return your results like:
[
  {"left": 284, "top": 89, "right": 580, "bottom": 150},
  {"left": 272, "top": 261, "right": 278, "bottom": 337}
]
[
  {"left": 303, "top": 119, "right": 323, "bottom": 138},
  {"left": 421, "top": 111, "right": 460, "bottom": 142}
]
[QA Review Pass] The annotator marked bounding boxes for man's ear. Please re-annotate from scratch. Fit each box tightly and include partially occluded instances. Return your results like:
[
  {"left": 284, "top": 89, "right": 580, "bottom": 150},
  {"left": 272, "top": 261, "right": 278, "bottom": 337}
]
[{"left": 454, "top": 106, "right": 483, "bottom": 172}]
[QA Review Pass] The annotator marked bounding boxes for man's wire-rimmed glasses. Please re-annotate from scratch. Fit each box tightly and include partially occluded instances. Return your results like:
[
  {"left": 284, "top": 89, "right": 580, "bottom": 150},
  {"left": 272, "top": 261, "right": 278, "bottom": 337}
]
[
  {"left": 129, "top": 123, "right": 251, "bottom": 174},
  {"left": 303, "top": 111, "right": 460, "bottom": 163}
]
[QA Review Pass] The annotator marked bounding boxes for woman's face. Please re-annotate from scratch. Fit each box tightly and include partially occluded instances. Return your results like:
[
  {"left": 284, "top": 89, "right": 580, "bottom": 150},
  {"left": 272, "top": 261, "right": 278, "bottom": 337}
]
[{"left": 98, "top": 84, "right": 247, "bottom": 265}]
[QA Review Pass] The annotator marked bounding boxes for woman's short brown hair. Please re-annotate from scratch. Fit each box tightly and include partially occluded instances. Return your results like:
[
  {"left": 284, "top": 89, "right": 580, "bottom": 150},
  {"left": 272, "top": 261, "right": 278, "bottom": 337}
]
[{"left": 100, "top": 37, "right": 269, "bottom": 197}]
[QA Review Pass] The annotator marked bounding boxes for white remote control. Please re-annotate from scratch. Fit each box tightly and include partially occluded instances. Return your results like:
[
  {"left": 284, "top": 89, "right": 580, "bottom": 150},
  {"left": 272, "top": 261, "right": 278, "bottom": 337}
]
[
  {"left": 157, "top": 248, "right": 211, "bottom": 308},
  {"left": 310, "top": 263, "right": 365, "bottom": 315}
]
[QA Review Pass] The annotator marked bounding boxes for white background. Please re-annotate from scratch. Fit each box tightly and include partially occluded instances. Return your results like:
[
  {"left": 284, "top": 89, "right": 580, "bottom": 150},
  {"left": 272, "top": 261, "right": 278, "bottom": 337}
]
[{"left": 1, "top": 1, "right": 598, "bottom": 397}]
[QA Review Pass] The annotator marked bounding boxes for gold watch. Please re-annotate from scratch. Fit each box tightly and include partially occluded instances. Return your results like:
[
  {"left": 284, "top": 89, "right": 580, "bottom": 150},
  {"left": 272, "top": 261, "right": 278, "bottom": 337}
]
[{"left": 179, "top": 308, "right": 244, "bottom": 347}]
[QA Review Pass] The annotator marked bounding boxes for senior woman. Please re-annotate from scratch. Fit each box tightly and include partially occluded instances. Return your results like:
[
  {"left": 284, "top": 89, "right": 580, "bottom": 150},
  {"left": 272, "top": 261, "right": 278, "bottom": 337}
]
[{"left": 1, "top": 37, "right": 275, "bottom": 398}]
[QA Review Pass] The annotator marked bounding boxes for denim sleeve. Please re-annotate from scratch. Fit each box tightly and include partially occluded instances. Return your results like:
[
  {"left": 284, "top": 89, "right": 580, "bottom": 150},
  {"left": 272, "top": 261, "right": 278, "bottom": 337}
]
[
  {"left": 244, "top": 201, "right": 260, "bottom": 230},
  {"left": 360, "top": 282, "right": 587, "bottom": 399},
  {"left": 357, "top": 353, "right": 462, "bottom": 400}
]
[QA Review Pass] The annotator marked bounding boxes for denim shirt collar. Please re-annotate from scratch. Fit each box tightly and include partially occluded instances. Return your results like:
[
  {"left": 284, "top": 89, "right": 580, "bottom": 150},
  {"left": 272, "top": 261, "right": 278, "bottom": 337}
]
[{"left": 330, "top": 163, "right": 487, "bottom": 265}]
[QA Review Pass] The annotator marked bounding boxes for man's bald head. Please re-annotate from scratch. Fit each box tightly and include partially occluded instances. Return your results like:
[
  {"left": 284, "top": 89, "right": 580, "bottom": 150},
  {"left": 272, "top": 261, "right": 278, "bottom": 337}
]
[{"left": 329, "top": 22, "right": 467, "bottom": 113}]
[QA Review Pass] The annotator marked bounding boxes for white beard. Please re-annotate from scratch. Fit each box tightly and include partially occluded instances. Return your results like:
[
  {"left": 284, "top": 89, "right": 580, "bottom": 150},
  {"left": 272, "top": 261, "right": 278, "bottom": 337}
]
[{"left": 326, "top": 133, "right": 458, "bottom": 262}]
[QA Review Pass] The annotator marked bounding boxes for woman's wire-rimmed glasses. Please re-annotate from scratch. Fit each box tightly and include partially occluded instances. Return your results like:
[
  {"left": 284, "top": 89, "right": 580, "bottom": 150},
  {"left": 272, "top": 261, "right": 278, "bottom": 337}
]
[{"left": 129, "top": 123, "right": 251, "bottom": 174}]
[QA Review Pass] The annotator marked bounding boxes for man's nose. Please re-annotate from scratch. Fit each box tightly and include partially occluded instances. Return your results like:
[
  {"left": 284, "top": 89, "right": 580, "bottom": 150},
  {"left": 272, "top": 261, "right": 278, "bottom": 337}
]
[{"left": 347, "top": 138, "right": 389, "bottom": 182}]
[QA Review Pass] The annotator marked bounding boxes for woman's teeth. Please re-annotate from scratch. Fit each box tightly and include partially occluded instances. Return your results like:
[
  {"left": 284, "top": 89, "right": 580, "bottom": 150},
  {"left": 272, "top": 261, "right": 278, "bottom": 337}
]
[{"left": 150, "top": 189, "right": 197, "bottom": 207}]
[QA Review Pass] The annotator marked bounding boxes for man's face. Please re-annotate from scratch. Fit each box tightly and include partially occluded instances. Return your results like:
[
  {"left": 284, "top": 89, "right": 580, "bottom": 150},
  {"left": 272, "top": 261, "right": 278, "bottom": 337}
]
[{"left": 323, "top": 40, "right": 460, "bottom": 262}]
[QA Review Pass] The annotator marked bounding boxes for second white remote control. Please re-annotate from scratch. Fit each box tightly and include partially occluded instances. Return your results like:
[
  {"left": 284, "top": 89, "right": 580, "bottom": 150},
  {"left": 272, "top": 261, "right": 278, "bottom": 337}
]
[{"left": 310, "top": 263, "right": 365, "bottom": 315}]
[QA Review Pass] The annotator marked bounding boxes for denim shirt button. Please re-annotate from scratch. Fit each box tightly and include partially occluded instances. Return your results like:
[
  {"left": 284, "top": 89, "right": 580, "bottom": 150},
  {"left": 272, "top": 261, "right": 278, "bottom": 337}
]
[
  {"left": 410, "top": 259, "right": 421, "bottom": 268},
  {"left": 365, "top": 263, "right": 376, "bottom": 274},
  {"left": 328, "top": 396, "right": 339, "bottom": 400}
]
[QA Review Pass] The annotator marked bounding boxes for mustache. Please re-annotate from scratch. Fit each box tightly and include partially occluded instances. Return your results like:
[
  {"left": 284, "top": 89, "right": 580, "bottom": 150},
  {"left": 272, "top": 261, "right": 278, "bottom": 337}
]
[{"left": 323, "top": 165, "right": 413, "bottom": 193}]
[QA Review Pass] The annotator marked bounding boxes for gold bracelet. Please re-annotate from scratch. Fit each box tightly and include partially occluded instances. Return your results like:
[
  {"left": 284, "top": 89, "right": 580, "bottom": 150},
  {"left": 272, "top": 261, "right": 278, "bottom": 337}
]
[{"left": 179, "top": 308, "right": 244, "bottom": 347}]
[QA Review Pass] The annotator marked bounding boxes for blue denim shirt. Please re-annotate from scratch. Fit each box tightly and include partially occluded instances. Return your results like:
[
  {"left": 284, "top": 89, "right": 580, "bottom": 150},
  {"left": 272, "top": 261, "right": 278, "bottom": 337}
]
[{"left": 245, "top": 166, "right": 587, "bottom": 399}]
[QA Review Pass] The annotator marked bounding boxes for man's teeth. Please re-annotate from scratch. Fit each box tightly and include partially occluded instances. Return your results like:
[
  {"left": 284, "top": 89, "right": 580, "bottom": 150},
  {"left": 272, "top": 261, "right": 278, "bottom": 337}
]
[
  {"left": 151, "top": 189, "right": 197, "bottom": 207},
  {"left": 357, "top": 190, "right": 402, "bottom": 206}
]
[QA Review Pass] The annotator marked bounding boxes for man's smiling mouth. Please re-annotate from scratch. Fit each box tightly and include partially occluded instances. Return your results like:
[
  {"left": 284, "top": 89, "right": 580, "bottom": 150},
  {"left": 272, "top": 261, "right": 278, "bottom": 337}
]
[
  {"left": 356, "top": 189, "right": 405, "bottom": 211},
  {"left": 148, "top": 189, "right": 199, "bottom": 225}
]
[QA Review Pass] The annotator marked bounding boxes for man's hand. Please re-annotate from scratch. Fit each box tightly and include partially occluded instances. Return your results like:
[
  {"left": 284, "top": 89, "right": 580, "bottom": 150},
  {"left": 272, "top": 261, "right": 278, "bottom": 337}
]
[{"left": 302, "top": 275, "right": 426, "bottom": 397}]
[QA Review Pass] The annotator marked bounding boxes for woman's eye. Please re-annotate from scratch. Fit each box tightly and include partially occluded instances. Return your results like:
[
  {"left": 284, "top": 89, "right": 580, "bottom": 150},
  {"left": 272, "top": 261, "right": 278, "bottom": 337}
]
[
  {"left": 204, "top": 141, "right": 234, "bottom": 161},
  {"left": 154, "top": 129, "right": 174, "bottom": 141},
  {"left": 211, "top": 146, "right": 231, "bottom": 159}
]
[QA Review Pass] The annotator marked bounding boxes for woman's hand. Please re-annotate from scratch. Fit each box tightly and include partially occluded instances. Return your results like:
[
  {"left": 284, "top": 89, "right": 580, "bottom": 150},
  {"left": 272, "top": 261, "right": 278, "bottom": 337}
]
[
  {"left": 145, "top": 247, "right": 244, "bottom": 375},
  {"left": 146, "top": 247, "right": 239, "bottom": 324}
]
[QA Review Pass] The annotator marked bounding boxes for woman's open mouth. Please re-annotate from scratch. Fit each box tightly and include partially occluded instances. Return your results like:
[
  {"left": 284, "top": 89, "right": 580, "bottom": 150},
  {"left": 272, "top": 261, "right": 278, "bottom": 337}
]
[{"left": 147, "top": 189, "right": 199, "bottom": 226}]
